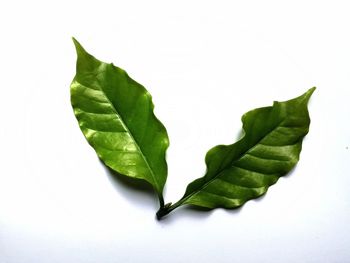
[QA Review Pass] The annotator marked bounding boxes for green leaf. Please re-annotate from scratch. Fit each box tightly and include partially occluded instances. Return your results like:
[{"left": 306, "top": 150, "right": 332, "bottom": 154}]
[
  {"left": 70, "top": 38, "right": 169, "bottom": 205},
  {"left": 157, "top": 88, "right": 314, "bottom": 218}
]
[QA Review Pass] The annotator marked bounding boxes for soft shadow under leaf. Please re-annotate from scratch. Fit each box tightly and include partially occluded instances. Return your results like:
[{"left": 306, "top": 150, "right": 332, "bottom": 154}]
[{"left": 101, "top": 161, "right": 159, "bottom": 210}]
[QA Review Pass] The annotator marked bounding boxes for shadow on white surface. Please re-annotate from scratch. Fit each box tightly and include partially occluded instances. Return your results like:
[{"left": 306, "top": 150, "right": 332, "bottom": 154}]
[
  {"left": 157, "top": 205, "right": 215, "bottom": 224},
  {"left": 101, "top": 161, "right": 159, "bottom": 211}
]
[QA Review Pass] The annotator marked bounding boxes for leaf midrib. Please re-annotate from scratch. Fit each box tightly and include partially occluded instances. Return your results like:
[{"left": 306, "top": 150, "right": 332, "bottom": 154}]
[
  {"left": 181, "top": 119, "right": 285, "bottom": 205},
  {"left": 82, "top": 67, "right": 161, "bottom": 192}
]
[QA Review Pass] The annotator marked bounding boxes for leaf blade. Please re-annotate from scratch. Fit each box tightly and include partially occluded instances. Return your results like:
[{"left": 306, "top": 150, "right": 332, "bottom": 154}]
[
  {"left": 181, "top": 88, "right": 315, "bottom": 209},
  {"left": 70, "top": 38, "right": 169, "bottom": 200}
]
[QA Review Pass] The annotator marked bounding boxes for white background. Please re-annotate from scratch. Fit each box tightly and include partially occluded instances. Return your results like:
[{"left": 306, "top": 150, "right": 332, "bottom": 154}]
[{"left": 1, "top": 0, "right": 349, "bottom": 262}]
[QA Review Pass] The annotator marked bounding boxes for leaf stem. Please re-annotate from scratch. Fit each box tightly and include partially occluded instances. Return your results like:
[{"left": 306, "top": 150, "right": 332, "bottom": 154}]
[
  {"left": 156, "top": 199, "right": 185, "bottom": 220},
  {"left": 158, "top": 194, "right": 165, "bottom": 208}
]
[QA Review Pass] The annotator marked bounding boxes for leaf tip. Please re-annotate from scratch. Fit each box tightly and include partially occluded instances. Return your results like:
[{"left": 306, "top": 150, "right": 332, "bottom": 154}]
[
  {"left": 308, "top": 86, "right": 316, "bottom": 95},
  {"left": 71, "top": 37, "right": 87, "bottom": 57},
  {"left": 302, "top": 86, "right": 316, "bottom": 102}
]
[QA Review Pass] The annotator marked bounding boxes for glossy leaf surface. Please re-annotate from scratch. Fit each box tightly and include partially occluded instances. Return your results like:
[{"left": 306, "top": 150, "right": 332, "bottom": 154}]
[
  {"left": 179, "top": 88, "right": 315, "bottom": 209},
  {"left": 70, "top": 38, "right": 169, "bottom": 203}
]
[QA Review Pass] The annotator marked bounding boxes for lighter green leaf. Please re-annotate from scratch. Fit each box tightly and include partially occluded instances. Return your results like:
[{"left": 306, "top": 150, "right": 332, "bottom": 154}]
[
  {"left": 70, "top": 38, "right": 169, "bottom": 204},
  {"left": 158, "top": 88, "right": 314, "bottom": 216}
]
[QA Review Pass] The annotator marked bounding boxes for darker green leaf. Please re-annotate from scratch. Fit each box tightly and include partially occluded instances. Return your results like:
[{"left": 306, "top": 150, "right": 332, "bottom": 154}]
[
  {"left": 70, "top": 38, "right": 169, "bottom": 206},
  {"left": 157, "top": 88, "right": 314, "bottom": 218}
]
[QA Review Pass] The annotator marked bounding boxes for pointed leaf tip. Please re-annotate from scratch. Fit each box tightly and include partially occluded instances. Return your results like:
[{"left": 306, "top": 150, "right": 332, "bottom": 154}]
[
  {"left": 72, "top": 37, "right": 88, "bottom": 57},
  {"left": 72, "top": 37, "right": 80, "bottom": 49},
  {"left": 306, "top": 86, "right": 316, "bottom": 98},
  {"left": 299, "top": 86, "right": 316, "bottom": 104}
]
